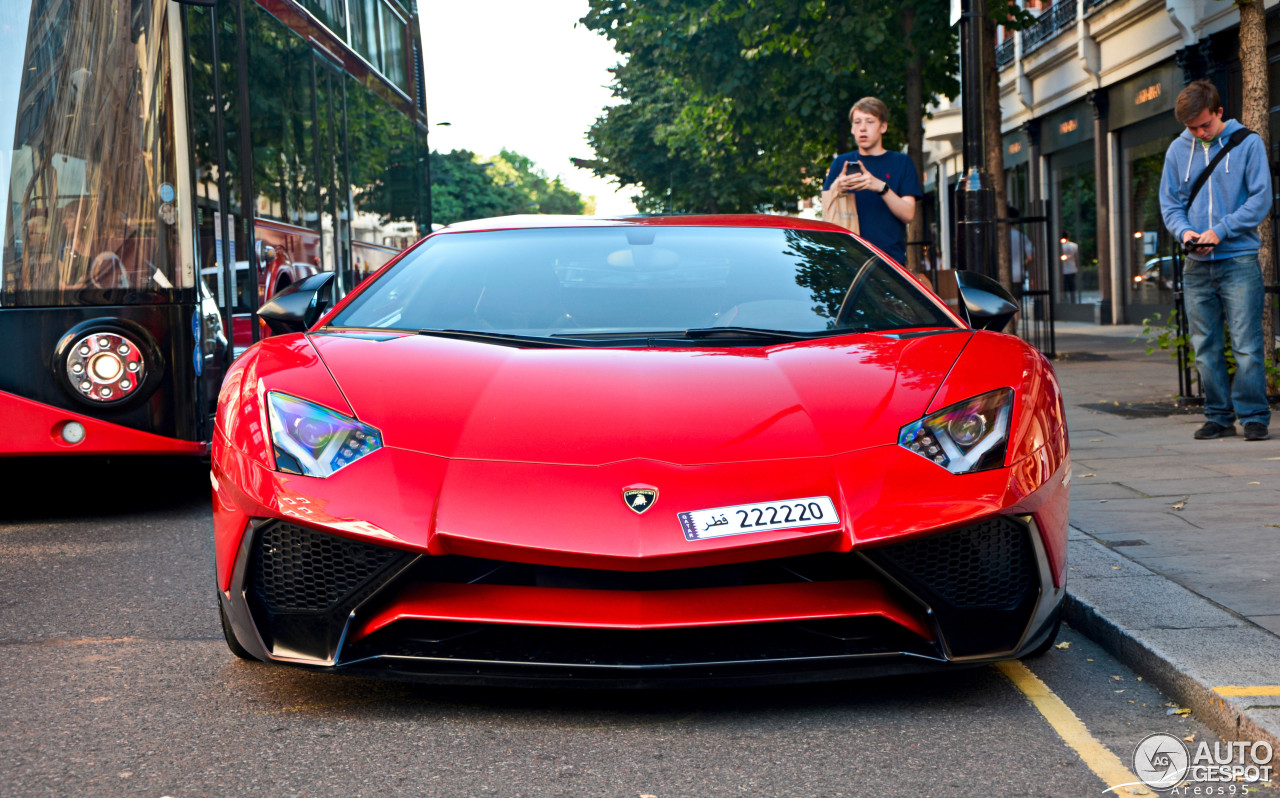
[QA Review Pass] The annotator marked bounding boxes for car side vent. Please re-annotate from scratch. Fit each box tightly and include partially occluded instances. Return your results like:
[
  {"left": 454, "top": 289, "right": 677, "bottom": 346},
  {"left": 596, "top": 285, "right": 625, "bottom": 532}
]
[
  {"left": 872, "top": 518, "right": 1033, "bottom": 610},
  {"left": 251, "top": 522, "right": 406, "bottom": 614}
]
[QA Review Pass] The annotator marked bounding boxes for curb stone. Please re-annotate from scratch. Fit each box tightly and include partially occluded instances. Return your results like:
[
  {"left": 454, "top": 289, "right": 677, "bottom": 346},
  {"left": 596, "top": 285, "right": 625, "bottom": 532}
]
[{"left": 1062, "top": 529, "right": 1280, "bottom": 752}]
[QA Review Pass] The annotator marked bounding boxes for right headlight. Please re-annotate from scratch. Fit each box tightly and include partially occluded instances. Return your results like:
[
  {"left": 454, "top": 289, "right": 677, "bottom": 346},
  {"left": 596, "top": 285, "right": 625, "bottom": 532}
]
[
  {"left": 897, "top": 388, "right": 1013, "bottom": 474},
  {"left": 266, "top": 392, "right": 383, "bottom": 477}
]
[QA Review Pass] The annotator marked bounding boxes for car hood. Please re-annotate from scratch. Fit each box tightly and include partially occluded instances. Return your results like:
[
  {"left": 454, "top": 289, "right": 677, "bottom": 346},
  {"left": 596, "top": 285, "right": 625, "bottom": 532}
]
[{"left": 307, "top": 330, "right": 971, "bottom": 466}]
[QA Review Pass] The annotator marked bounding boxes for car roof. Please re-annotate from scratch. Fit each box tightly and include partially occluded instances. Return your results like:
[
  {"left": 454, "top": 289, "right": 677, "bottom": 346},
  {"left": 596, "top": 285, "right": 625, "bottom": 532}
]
[{"left": 434, "top": 213, "right": 850, "bottom": 236}]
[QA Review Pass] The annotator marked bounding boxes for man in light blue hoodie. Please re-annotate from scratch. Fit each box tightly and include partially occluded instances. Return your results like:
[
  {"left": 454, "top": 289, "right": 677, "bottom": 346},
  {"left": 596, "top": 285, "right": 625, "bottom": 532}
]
[{"left": 1159, "top": 79, "right": 1271, "bottom": 441}]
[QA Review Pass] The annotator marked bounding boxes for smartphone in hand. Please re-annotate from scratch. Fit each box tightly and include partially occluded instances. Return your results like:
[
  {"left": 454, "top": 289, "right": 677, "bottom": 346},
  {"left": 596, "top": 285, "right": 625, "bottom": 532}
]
[{"left": 842, "top": 160, "right": 860, "bottom": 192}]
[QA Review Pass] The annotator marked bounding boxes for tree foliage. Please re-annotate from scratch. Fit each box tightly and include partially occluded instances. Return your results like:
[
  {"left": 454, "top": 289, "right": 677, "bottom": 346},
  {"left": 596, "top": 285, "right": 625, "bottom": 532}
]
[
  {"left": 581, "top": 0, "right": 960, "bottom": 213},
  {"left": 430, "top": 149, "right": 591, "bottom": 226}
]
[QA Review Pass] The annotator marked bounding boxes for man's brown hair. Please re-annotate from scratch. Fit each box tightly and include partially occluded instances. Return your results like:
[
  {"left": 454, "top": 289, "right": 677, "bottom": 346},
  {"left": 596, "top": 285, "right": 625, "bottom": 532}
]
[
  {"left": 849, "top": 97, "right": 889, "bottom": 124},
  {"left": 1175, "top": 80, "right": 1221, "bottom": 125}
]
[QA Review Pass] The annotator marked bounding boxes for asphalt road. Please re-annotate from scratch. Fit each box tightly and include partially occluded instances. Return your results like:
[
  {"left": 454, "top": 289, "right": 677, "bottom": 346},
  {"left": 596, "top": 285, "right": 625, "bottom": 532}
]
[{"left": 0, "top": 457, "right": 1244, "bottom": 798}]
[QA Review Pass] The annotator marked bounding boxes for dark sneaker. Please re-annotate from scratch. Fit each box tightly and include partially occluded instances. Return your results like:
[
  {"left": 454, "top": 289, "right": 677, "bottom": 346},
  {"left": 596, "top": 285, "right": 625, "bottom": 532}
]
[
  {"left": 1243, "top": 422, "right": 1270, "bottom": 441},
  {"left": 1194, "top": 421, "right": 1236, "bottom": 440}
]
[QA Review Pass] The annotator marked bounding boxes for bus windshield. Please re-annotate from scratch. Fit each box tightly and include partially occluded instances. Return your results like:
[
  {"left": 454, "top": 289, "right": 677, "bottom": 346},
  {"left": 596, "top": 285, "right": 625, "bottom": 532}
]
[{"left": 1, "top": 0, "right": 187, "bottom": 307}]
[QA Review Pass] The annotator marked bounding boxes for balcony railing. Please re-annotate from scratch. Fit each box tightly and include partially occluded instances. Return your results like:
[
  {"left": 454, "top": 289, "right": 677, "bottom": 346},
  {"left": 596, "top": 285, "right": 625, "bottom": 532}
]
[
  {"left": 1020, "top": 0, "right": 1077, "bottom": 57},
  {"left": 995, "top": 37, "right": 1016, "bottom": 70}
]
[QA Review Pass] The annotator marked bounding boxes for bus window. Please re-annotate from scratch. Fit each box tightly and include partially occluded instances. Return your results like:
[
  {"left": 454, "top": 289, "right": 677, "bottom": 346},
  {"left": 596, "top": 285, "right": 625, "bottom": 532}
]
[{"left": 2, "top": 0, "right": 183, "bottom": 307}]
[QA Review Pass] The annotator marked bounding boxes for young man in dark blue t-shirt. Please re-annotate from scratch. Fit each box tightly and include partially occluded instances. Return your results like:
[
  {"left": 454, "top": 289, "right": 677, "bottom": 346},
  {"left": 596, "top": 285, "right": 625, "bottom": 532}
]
[{"left": 820, "top": 97, "right": 923, "bottom": 264}]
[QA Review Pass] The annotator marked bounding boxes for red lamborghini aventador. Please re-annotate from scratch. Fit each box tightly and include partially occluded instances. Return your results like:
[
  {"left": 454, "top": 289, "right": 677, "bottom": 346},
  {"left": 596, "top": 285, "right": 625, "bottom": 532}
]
[{"left": 212, "top": 214, "right": 1069, "bottom": 686}]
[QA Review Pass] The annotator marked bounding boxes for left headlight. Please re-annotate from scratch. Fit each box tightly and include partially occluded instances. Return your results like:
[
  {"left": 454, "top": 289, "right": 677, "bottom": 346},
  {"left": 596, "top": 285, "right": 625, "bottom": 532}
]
[
  {"left": 266, "top": 392, "right": 383, "bottom": 477},
  {"left": 898, "top": 388, "right": 1013, "bottom": 474}
]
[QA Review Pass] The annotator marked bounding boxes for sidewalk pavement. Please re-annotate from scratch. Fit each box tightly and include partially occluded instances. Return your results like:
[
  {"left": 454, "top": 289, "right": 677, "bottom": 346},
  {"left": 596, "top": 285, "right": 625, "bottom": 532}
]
[{"left": 1049, "top": 321, "right": 1280, "bottom": 748}]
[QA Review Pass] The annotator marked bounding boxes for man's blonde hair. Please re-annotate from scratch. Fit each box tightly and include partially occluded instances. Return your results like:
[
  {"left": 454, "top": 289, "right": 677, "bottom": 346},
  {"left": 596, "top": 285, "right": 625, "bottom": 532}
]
[{"left": 849, "top": 97, "right": 889, "bottom": 124}]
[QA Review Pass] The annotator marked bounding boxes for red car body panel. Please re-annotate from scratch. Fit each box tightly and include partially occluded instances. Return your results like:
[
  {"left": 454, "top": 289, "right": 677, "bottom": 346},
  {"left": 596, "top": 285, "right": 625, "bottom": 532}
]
[
  {"left": 212, "top": 214, "right": 1069, "bottom": 683},
  {"left": 305, "top": 330, "right": 971, "bottom": 464},
  {"left": 352, "top": 580, "right": 934, "bottom": 638}
]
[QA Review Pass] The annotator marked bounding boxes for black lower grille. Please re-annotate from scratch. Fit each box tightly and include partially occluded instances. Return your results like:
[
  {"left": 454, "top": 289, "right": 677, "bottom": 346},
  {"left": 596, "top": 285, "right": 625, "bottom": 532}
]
[
  {"left": 346, "top": 616, "right": 936, "bottom": 669},
  {"left": 246, "top": 522, "right": 415, "bottom": 661},
  {"left": 862, "top": 517, "right": 1040, "bottom": 657},
  {"left": 252, "top": 522, "right": 408, "bottom": 614},
  {"left": 871, "top": 517, "right": 1034, "bottom": 610}
]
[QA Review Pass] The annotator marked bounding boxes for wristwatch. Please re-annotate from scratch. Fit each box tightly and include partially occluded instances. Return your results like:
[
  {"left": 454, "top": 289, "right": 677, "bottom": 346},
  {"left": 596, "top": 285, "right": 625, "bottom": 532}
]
[{"left": 877, "top": 181, "right": 890, "bottom": 196}]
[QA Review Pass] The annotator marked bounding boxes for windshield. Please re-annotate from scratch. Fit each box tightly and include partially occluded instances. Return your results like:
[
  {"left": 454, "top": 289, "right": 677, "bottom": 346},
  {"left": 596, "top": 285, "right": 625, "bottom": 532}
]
[
  {"left": 331, "top": 226, "right": 958, "bottom": 339},
  {"left": 1, "top": 0, "right": 188, "bottom": 307}
]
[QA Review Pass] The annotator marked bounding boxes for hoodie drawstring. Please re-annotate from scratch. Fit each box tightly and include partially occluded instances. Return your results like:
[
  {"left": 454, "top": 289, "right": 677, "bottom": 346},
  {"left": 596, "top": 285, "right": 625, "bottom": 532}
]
[{"left": 1183, "top": 136, "right": 1217, "bottom": 230}]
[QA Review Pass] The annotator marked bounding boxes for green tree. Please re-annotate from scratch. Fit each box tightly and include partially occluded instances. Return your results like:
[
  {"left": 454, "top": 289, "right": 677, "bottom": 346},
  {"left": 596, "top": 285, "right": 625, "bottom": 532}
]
[
  {"left": 491, "top": 150, "right": 591, "bottom": 216},
  {"left": 429, "top": 149, "right": 590, "bottom": 225},
  {"left": 581, "top": 0, "right": 960, "bottom": 218}
]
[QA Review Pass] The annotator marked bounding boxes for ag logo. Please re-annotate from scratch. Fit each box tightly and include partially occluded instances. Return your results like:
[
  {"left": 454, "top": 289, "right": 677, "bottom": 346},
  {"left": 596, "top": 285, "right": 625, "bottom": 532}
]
[
  {"left": 622, "top": 487, "right": 658, "bottom": 515},
  {"left": 1132, "top": 733, "right": 1190, "bottom": 790}
]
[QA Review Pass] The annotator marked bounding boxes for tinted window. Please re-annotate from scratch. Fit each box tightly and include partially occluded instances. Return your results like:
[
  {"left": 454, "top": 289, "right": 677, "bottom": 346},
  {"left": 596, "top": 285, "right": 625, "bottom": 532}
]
[
  {"left": 2, "top": 0, "right": 186, "bottom": 307},
  {"left": 332, "top": 227, "right": 957, "bottom": 336}
]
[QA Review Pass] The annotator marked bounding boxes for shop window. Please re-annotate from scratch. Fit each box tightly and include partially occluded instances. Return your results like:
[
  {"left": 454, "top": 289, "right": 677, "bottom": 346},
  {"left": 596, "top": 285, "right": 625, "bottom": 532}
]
[
  {"left": 1120, "top": 119, "right": 1180, "bottom": 314},
  {"left": 1052, "top": 154, "right": 1097, "bottom": 306}
]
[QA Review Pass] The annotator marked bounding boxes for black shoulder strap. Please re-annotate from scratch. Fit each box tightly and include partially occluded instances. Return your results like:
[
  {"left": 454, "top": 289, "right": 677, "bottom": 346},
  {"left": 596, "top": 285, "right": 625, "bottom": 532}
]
[{"left": 1187, "top": 128, "right": 1256, "bottom": 207}]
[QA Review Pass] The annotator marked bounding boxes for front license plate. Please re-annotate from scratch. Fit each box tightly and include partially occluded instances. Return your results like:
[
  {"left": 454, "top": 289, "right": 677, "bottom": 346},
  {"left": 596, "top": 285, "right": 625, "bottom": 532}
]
[{"left": 678, "top": 496, "right": 840, "bottom": 541}]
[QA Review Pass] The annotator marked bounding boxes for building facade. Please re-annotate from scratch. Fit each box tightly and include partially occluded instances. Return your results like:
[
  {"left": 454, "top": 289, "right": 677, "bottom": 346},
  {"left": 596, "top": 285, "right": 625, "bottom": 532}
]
[{"left": 922, "top": 0, "right": 1280, "bottom": 324}]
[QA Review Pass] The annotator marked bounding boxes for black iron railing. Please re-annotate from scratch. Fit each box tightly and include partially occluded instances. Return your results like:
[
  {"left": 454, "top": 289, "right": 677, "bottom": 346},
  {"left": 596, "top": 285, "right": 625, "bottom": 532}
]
[
  {"left": 1172, "top": 257, "right": 1280, "bottom": 405},
  {"left": 1022, "top": 0, "right": 1076, "bottom": 56},
  {"left": 1003, "top": 203, "right": 1055, "bottom": 358},
  {"left": 995, "top": 37, "right": 1015, "bottom": 70}
]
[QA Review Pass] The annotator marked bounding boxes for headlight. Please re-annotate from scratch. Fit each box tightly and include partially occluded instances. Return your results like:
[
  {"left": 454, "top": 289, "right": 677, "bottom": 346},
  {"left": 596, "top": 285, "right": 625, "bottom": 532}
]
[
  {"left": 898, "top": 388, "right": 1013, "bottom": 474},
  {"left": 266, "top": 392, "right": 382, "bottom": 477}
]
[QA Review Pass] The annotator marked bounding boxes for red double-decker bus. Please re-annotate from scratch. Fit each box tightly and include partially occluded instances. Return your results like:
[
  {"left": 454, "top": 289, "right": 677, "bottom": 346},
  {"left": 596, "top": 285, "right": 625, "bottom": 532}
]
[{"left": 1, "top": 0, "right": 431, "bottom": 456}]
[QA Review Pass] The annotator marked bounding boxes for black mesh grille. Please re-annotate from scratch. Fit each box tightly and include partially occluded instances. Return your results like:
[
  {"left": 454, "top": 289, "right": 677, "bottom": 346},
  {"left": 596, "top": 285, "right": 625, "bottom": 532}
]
[
  {"left": 872, "top": 518, "right": 1034, "bottom": 609},
  {"left": 251, "top": 523, "right": 406, "bottom": 614},
  {"left": 347, "top": 616, "right": 936, "bottom": 667}
]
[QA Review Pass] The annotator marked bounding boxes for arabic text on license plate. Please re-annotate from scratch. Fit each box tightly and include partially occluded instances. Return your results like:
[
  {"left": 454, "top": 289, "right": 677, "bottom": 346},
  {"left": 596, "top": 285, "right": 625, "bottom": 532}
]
[{"left": 677, "top": 497, "right": 839, "bottom": 541}]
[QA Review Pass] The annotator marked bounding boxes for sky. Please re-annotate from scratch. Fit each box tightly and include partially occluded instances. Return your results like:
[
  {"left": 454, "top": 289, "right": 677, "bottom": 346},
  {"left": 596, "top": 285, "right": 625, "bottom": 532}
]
[{"left": 418, "top": 1, "right": 637, "bottom": 215}]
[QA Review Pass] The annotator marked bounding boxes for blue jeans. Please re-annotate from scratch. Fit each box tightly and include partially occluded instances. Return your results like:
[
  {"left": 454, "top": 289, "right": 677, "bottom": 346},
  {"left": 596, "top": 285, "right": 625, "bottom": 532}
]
[{"left": 1183, "top": 253, "right": 1271, "bottom": 427}]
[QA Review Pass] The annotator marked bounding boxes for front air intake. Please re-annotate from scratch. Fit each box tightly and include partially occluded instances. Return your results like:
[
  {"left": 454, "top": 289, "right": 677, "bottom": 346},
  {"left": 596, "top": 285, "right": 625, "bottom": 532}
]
[
  {"left": 246, "top": 522, "right": 415, "bottom": 662},
  {"left": 252, "top": 523, "right": 407, "bottom": 614},
  {"left": 870, "top": 517, "right": 1034, "bottom": 610},
  {"left": 863, "top": 517, "right": 1039, "bottom": 657}
]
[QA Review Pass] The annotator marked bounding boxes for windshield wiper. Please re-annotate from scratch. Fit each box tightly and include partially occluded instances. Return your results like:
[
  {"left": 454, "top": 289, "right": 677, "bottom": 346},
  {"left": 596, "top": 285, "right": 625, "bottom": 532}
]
[
  {"left": 678, "top": 326, "right": 865, "bottom": 342},
  {"left": 417, "top": 329, "right": 645, "bottom": 348}
]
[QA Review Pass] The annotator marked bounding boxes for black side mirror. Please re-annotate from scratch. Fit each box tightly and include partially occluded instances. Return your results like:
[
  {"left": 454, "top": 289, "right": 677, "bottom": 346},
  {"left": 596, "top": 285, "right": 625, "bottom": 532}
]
[
  {"left": 935, "top": 269, "right": 1018, "bottom": 331},
  {"left": 257, "top": 272, "right": 335, "bottom": 336}
]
